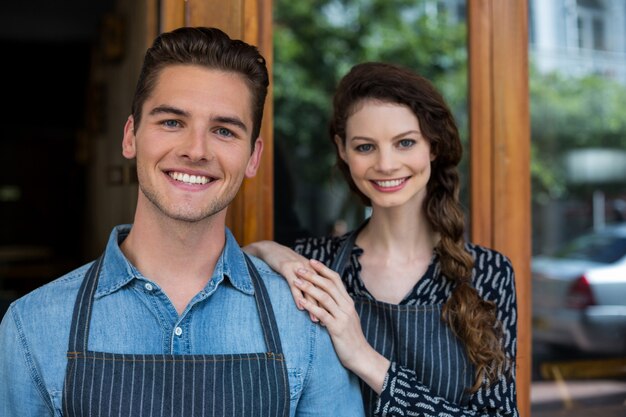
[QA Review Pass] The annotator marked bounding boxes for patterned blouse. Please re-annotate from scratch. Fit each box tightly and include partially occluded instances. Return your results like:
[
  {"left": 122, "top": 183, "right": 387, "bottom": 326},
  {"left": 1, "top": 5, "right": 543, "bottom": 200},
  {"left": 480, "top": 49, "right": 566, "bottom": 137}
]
[{"left": 293, "top": 232, "right": 519, "bottom": 417}]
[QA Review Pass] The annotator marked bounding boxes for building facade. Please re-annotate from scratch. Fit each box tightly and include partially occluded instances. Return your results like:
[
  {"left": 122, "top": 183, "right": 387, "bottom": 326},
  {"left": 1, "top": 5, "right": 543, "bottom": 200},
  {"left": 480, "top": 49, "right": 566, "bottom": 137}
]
[{"left": 530, "top": 0, "right": 626, "bottom": 83}]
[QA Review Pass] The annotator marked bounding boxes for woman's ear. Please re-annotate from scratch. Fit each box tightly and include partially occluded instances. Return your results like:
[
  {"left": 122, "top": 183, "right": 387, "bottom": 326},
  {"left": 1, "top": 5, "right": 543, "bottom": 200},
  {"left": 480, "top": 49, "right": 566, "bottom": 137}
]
[{"left": 334, "top": 135, "right": 348, "bottom": 162}]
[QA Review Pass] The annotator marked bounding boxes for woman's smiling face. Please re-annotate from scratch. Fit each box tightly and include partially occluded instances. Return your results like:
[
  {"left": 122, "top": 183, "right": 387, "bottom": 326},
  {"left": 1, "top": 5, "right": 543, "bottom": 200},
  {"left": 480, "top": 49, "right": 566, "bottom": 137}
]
[{"left": 337, "top": 100, "right": 434, "bottom": 211}]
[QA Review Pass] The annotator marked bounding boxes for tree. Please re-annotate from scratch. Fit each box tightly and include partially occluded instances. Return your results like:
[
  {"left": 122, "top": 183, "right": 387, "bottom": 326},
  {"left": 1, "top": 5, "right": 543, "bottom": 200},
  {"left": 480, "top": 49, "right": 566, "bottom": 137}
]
[
  {"left": 530, "top": 64, "right": 626, "bottom": 200},
  {"left": 273, "top": 0, "right": 468, "bottom": 236}
]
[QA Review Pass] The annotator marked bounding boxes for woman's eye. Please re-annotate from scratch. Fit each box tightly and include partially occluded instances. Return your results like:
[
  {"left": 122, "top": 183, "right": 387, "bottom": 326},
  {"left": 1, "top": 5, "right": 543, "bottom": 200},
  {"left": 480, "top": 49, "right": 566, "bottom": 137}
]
[
  {"left": 398, "top": 139, "right": 416, "bottom": 148},
  {"left": 355, "top": 143, "right": 373, "bottom": 152}
]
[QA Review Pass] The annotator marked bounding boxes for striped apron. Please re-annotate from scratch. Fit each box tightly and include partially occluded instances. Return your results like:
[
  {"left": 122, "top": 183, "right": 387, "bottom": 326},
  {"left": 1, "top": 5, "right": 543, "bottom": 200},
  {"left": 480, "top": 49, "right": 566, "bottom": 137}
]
[
  {"left": 62, "top": 253, "right": 290, "bottom": 417},
  {"left": 331, "top": 228, "right": 474, "bottom": 413}
]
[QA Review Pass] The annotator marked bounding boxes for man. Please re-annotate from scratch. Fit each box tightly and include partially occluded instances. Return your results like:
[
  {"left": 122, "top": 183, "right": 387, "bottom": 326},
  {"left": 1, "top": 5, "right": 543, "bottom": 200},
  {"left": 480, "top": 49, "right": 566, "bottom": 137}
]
[{"left": 0, "top": 27, "right": 364, "bottom": 416}]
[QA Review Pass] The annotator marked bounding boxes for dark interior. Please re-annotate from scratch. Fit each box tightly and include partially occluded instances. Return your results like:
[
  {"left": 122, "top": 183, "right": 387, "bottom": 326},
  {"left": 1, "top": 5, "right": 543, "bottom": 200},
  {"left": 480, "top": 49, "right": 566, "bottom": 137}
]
[{"left": 0, "top": 1, "right": 113, "bottom": 316}]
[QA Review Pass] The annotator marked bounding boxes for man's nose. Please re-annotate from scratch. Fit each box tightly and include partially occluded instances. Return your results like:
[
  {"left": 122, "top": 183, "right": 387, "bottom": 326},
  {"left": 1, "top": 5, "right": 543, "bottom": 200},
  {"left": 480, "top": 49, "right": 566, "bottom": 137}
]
[{"left": 178, "top": 129, "right": 212, "bottom": 162}]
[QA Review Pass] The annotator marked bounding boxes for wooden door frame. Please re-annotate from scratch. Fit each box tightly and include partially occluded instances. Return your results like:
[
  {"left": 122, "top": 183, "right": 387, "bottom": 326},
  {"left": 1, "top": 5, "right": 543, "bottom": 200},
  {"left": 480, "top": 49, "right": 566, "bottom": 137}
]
[{"left": 468, "top": 2, "right": 531, "bottom": 417}]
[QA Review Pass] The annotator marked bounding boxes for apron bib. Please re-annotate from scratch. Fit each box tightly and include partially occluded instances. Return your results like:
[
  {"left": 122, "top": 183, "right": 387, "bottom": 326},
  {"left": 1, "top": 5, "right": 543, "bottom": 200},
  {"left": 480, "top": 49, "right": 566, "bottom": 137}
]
[
  {"left": 331, "top": 228, "right": 474, "bottom": 412},
  {"left": 63, "top": 253, "right": 290, "bottom": 417}
]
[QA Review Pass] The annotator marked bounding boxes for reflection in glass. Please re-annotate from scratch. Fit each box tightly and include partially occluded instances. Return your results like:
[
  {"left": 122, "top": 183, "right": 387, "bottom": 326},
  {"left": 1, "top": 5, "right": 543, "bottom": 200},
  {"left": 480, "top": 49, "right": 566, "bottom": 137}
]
[{"left": 530, "top": 0, "right": 626, "bottom": 415}]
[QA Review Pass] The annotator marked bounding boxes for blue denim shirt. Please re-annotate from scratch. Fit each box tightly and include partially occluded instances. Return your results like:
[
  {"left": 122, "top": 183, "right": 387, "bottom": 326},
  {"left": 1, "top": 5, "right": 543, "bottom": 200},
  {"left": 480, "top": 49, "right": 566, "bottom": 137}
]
[{"left": 0, "top": 225, "right": 364, "bottom": 417}]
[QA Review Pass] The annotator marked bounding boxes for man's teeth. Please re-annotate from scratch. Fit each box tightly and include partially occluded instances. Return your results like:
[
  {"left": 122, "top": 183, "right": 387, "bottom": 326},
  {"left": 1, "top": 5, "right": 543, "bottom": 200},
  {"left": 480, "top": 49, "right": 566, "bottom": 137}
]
[
  {"left": 375, "top": 179, "right": 404, "bottom": 187},
  {"left": 170, "top": 172, "right": 209, "bottom": 185}
]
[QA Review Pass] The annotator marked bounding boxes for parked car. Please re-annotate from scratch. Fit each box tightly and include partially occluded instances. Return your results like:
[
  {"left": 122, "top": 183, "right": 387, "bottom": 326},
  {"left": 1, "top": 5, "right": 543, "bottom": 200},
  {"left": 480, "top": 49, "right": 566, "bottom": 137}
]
[{"left": 532, "top": 222, "right": 626, "bottom": 355}]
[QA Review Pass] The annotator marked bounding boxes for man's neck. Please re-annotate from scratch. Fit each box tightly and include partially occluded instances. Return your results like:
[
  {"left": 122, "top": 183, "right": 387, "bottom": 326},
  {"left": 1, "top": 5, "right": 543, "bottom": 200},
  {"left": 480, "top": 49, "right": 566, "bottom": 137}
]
[{"left": 120, "top": 208, "right": 228, "bottom": 315}]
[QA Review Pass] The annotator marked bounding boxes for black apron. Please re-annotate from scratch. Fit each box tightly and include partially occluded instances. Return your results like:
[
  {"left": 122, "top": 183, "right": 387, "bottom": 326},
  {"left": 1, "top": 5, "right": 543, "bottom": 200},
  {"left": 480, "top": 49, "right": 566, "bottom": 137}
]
[
  {"left": 330, "top": 228, "right": 474, "bottom": 412},
  {"left": 63, "top": 253, "right": 290, "bottom": 417}
]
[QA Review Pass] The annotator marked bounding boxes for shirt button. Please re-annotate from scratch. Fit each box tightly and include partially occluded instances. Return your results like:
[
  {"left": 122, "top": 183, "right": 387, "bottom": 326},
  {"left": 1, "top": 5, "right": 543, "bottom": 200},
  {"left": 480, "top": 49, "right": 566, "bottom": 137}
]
[
  {"left": 174, "top": 327, "right": 183, "bottom": 336},
  {"left": 144, "top": 283, "right": 153, "bottom": 291}
]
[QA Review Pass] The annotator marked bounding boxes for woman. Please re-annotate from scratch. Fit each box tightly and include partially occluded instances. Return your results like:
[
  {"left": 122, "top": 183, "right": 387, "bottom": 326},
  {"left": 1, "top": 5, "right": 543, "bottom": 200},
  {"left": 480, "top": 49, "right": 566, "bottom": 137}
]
[{"left": 245, "top": 62, "right": 518, "bottom": 416}]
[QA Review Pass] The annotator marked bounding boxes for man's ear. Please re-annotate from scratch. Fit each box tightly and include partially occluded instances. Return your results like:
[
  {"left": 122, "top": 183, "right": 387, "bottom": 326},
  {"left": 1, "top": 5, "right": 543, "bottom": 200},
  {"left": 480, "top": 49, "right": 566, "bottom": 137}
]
[
  {"left": 122, "top": 116, "right": 137, "bottom": 159},
  {"left": 245, "top": 138, "right": 264, "bottom": 178},
  {"left": 334, "top": 135, "right": 347, "bottom": 162}
]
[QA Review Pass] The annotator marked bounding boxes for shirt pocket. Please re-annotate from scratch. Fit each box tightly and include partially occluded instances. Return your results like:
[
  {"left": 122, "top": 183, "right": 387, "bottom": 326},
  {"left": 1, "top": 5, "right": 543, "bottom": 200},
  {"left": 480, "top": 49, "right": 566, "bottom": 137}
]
[
  {"left": 50, "top": 389, "right": 63, "bottom": 417},
  {"left": 287, "top": 367, "right": 303, "bottom": 399}
]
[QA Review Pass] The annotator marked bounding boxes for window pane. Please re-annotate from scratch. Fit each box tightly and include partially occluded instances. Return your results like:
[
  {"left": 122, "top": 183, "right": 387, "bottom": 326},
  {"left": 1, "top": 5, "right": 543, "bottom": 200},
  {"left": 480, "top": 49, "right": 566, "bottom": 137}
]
[
  {"left": 592, "top": 18, "right": 605, "bottom": 50},
  {"left": 530, "top": 0, "right": 626, "bottom": 415}
]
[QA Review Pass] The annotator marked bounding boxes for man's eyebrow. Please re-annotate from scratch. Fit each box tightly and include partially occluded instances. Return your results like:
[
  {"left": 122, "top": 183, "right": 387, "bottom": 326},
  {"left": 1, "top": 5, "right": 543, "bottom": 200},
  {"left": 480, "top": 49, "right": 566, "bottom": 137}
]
[
  {"left": 213, "top": 116, "right": 248, "bottom": 133},
  {"left": 148, "top": 105, "right": 189, "bottom": 117}
]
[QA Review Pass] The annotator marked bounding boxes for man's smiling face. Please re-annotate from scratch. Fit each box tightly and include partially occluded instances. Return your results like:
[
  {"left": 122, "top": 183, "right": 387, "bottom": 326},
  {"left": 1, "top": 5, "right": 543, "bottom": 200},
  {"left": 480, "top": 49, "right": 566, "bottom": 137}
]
[{"left": 122, "top": 64, "right": 263, "bottom": 224}]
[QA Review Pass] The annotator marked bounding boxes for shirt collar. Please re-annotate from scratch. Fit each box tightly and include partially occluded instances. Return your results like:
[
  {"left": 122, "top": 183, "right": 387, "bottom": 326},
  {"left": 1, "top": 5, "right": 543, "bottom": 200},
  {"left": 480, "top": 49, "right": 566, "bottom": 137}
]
[
  {"left": 214, "top": 228, "right": 255, "bottom": 295},
  {"left": 94, "top": 224, "right": 255, "bottom": 298}
]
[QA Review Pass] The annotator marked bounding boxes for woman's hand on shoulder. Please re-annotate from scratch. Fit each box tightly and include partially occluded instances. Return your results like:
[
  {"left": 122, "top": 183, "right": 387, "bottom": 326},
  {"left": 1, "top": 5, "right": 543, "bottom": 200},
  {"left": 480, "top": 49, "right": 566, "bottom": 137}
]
[
  {"left": 295, "top": 259, "right": 390, "bottom": 392},
  {"left": 242, "top": 240, "right": 319, "bottom": 320}
]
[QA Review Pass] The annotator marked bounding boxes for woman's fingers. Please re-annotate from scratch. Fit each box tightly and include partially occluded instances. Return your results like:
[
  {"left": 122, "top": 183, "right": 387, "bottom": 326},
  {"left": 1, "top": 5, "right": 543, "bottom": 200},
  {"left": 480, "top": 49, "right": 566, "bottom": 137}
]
[
  {"left": 243, "top": 241, "right": 322, "bottom": 322},
  {"left": 279, "top": 263, "right": 319, "bottom": 321},
  {"left": 299, "top": 296, "right": 333, "bottom": 325},
  {"left": 288, "top": 281, "right": 305, "bottom": 310},
  {"left": 309, "top": 259, "right": 343, "bottom": 285},
  {"left": 294, "top": 268, "right": 357, "bottom": 338},
  {"left": 295, "top": 262, "right": 351, "bottom": 305},
  {"left": 279, "top": 263, "right": 306, "bottom": 305},
  {"left": 293, "top": 268, "right": 354, "bottom": 323}
]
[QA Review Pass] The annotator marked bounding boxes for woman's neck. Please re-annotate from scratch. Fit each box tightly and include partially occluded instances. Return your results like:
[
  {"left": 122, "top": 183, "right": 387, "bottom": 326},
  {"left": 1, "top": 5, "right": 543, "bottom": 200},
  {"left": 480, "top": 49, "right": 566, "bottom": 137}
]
[
  {"left": 354, "top": 206, "right": 438, "bottom": 303},
  {"left": 357, "top": 205, "right": 437, "bottom": 260}
]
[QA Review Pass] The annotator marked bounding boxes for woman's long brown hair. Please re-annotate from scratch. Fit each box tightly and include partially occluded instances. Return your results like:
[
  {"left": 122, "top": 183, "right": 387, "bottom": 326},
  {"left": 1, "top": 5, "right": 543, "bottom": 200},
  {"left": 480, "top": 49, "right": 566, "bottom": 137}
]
[{"left": 329, "top": 62, "right": 508, "bottom": 391}]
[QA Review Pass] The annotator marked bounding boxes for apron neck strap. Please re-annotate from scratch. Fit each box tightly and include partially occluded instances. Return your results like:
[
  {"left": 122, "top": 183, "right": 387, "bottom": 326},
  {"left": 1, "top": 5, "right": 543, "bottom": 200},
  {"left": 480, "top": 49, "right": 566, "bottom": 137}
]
[
  {"left": 68, "top": 255, "right": 104, "bottom": 352},
  {"left": 329, "top": 219, "right": 368, "bottom": 276},
  {"left": 243, "top": 253, "right": 285, "bottom": 354}
]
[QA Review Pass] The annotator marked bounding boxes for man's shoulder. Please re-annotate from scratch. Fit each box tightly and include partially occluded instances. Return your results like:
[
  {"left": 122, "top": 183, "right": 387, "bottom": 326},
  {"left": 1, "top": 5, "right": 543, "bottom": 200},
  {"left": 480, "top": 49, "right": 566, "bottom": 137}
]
[
  {"left": 244, "top": 254, "right": 311, "bottom": 323},
  {"left": 245, "top": 255, "right": 300, "bottom": 303},
  {"left": 245, "top": 254, "right": 283, "bottom": 279},
  {"left": 1, "top": 262, "right": 93, "bottom": 363},
  {"left": 9, "top": 261, "right": 93, "bottom": 317}
]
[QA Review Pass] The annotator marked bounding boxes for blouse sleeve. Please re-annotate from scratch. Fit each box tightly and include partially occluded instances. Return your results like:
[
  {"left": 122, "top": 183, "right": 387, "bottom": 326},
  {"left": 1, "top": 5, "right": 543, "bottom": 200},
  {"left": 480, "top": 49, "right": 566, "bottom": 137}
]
[
  {"left": 375, "top": 361, "right": 518, "bottom": 416},
  {"left": 292, "top": 235, "right": 342, "bottom": 266},
  {"left": 374, "top": 251, "right": 519, "bottom": 417}
]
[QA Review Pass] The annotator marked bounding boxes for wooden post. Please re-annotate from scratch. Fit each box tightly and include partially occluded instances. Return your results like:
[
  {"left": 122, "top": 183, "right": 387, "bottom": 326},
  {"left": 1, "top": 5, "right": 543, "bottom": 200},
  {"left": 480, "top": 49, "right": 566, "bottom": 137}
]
[{"left": 468, "top": 1, "right": 531, "bottom": 416}]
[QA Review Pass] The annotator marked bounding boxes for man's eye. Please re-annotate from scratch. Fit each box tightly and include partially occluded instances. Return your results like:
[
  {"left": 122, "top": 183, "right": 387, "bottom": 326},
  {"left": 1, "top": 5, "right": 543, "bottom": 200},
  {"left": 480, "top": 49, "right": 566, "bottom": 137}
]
[
  {"left": 163, "top": 120, "right": 180, "bottom": 128},
  {"left": 216, "top": 127, "right": 234, "bottom": 137}
]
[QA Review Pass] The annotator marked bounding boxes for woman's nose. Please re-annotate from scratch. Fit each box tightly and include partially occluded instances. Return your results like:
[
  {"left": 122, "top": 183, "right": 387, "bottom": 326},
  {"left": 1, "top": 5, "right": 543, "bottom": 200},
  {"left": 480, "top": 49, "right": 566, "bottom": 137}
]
[{"left": 374, "top": 148, "right": 399, "bottom": 173}]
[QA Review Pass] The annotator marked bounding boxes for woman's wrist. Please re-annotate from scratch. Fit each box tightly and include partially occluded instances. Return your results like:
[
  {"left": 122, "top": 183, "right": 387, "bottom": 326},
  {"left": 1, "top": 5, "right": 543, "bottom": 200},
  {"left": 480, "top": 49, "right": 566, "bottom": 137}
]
[
  {"left": 242, "top": 240, "right": 272, "bottom": 257},
  {"left": 347, "top": 344, "right": 390, "bottom": 395}
]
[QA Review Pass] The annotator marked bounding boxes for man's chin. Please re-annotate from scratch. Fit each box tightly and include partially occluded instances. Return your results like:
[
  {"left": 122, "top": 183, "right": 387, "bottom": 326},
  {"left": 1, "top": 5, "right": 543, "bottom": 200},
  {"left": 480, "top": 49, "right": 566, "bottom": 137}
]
[
  {"left": 140, "top": 190, "right": 233, "bottom": 224},
  {"left": 164, "top": 204, "right": 230, "bottom": 224}
]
